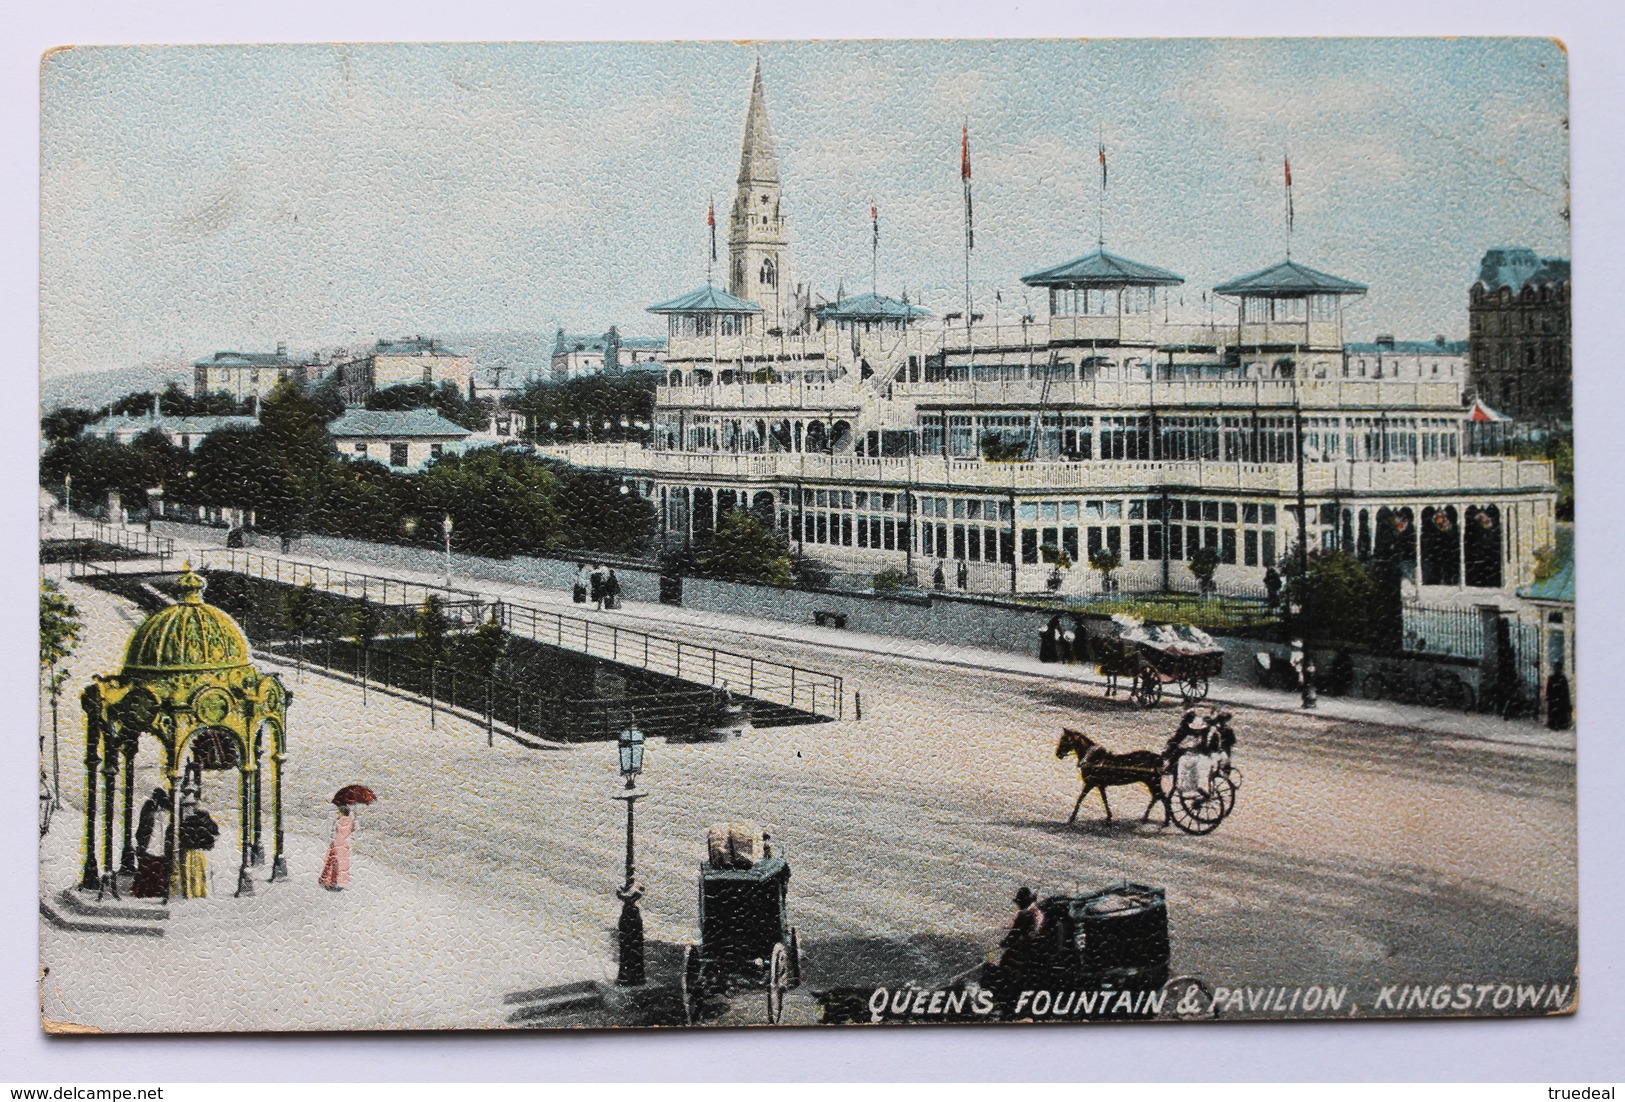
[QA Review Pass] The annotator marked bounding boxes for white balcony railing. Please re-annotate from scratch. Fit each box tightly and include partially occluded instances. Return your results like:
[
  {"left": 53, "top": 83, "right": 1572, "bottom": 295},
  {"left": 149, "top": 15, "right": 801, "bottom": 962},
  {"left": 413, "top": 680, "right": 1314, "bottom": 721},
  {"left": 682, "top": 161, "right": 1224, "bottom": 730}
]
[{"left": 541, "top": 443, "right": 1555, "bottom": 497}]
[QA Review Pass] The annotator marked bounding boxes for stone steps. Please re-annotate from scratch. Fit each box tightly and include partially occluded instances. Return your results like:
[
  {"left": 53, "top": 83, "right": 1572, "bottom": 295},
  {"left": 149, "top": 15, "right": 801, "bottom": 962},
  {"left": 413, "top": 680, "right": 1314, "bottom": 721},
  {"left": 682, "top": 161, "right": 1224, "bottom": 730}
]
[{"left": 40, "top": 887, "right": 168, "bottom": 938}]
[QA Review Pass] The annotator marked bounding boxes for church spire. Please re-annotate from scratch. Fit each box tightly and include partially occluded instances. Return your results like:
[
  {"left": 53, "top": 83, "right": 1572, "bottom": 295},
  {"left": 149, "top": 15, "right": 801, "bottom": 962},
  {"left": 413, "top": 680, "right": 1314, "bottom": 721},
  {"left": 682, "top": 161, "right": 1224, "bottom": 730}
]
[
  {"left": 728, "top": 58, "right": 792, "bottom": 329},
  {"left": 737, "top": 58, "right": 780, "bottom": 186}
]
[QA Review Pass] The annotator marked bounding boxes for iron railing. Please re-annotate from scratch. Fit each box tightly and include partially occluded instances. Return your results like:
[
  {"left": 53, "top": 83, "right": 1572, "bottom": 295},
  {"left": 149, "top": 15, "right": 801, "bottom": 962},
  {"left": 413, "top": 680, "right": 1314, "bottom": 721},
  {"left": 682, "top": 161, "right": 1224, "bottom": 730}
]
[
  {"left": 199, "top": 549, "right": 845, "bottom": 720},
  {"left": 498, "top": 601, "right": 843, "bottom": 719}
]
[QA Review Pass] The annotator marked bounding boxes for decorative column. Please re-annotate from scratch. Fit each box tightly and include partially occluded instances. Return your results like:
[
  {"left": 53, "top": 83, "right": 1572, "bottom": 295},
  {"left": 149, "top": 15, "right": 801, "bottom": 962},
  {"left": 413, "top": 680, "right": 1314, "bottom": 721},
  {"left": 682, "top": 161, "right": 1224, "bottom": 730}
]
[
  {"left": 98, "top": 748, "right": 120, "bottom": 898},
  {"left": 250, "top": 737, "right": 264, "bottom": 867},
  {"left": 234, "top": 763, "right": 255, "bottom": 898},
  {"left": 162, "top": 756, "right": 180, "bottom": 904},
  {"left": 79, "top": 715, "right": 101, "bottom": 891},
  {"left": 269, "top": 745, "right": 287, "bottom": 881},
  {"left": 118, "top": 741, "right": 137, "bottom": 875}
]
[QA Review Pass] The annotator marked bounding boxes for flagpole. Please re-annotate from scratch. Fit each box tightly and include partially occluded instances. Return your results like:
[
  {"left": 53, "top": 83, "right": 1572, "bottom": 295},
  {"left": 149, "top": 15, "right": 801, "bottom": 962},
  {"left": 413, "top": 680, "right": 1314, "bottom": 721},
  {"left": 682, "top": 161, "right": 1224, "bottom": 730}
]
[
  {"left": 1097, "top": 129, "right": 1106, "bottom": 249},
  {"left": 871, "top": 200, "right": 879, "bottom": 296},
  {"left": 1284, "top": 154, "right": 1293, "bottom": 260},
  {"left": 707, "top": 197, "right": 716, "bottom": 286},
  {"left": 962, "top": 122, "right": 974, "bottom": 348}
]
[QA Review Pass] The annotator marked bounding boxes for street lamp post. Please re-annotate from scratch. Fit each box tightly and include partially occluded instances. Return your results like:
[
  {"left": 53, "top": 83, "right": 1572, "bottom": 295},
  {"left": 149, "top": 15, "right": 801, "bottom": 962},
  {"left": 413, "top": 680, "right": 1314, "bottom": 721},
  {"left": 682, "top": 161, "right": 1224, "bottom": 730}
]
[
  {"left": 441, "top": 513, "right": 454, "bottom": 589},
  {"left": 612, "top": 723, "right": 647, "bottom": 986},
  {"left": 64, "top": 473, "right": 72, "bottom": 516}
]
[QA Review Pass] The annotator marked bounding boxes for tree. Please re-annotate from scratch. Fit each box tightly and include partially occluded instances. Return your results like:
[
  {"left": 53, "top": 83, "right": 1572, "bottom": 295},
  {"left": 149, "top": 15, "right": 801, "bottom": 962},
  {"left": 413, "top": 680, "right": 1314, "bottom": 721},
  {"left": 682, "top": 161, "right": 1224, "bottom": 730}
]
[
  {"left": 257, "top": 378, "right": 336, "bottom": 533},
  {"left": 42, "top": 407, "right": 101, "bottom": 444},
  {"left": 367, "top": 381, "right": 490, "bottom": 432},
  {"left": 512, "top": 374, "right": 656, "bottom": 443},
  {"left": 281, "top": 583, "right": 319, "bottom": 676},
  {"left": 461, "top": 612, "right": 509, "bottom": 745},
  {"left": 694, "top": 509, "right": 794, "bottom": 587},
  {"left": 1188, "top": 545, "right": 1221, "bottom": 597},
  {"left": 414, "top": 595, "right": 452, "bottom": 726},
  {"left": 40, "top": 579, "right": 82, "bottom": 810},
  {"left": 349, "top": 601, "right": 383, "bottom": 704},
  {"left": 1281, "top": 548, "right": 1378, "bottom": 646},
  {"left": 1088, "top": 548, "right": 1121, "bottom": 594},
  {"left": 552, "top": 467, "right": 657, "bottom": 556}
]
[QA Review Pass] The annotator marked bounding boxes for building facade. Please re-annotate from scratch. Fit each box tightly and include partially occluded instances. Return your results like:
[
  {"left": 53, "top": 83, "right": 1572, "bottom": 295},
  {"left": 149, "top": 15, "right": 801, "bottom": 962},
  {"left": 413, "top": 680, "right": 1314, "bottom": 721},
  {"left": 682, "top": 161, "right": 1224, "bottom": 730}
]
[
  {"left": 550, "top": 327, "right": 667, "bottom": 380},
  {"left": 193, "top": 343, "right": 321, "bottom": 404},
  {"left": 91, "top": 413, "right": 258, "bottom": 450},
  {"left": 1468, "top": 247, "right": 1571, "bottom": 428},
  {"left": 544, "top": 66, "right": 1558, "bottom": 602},
  {"left": 328, "top": 408, "right": 472, "bottom": 471},
  {"left": 334, "top": 337, "right": 475, "bottom": 404}
]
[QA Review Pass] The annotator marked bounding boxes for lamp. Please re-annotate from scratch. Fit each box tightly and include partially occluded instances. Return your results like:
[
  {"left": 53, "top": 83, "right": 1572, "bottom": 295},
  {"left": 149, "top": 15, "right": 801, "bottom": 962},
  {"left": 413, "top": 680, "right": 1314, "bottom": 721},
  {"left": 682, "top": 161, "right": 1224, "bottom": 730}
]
[
  {"left": 441, "top": 513, "right": 453, "bottom": 588},
  {"left": 617, "top": 723, "right": 645, "bottom": 786},
  {"left": 613, "top": 722, "right": 648, "bottom": 985}
]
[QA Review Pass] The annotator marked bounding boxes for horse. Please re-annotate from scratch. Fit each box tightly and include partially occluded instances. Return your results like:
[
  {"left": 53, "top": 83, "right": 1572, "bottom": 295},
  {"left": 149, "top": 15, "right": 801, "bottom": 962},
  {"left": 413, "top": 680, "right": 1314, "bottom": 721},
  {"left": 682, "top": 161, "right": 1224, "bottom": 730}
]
[{"left": 1055, "top": 727, "right": 1167, "bottom": 825}]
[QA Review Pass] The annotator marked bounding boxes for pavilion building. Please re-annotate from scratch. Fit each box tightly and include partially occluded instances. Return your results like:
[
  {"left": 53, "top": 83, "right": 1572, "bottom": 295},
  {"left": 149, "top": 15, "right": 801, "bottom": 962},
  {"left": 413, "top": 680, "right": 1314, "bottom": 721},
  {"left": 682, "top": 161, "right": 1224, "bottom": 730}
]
[{"left": 542, "top": 64, "right": 1558, "bottom": 602}]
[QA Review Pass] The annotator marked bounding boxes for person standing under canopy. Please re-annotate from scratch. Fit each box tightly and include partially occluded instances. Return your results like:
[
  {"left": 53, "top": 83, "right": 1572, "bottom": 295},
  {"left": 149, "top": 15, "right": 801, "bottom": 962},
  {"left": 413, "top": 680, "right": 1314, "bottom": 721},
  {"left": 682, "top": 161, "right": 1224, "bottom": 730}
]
[{"left": 131, "top": 787, "right": 171, "bottom": 898}]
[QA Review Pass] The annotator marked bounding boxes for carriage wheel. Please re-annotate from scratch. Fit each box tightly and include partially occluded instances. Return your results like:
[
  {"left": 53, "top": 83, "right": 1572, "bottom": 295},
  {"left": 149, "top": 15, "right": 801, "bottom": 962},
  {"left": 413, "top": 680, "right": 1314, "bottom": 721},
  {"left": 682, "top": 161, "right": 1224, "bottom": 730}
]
[
  {"left": 1132, "top": 669, "right": 1163, "bottom": 708},
  {"left": 1178, "top": 676, "right": 1209, "bottom": 704},
  {"left": 1360, "top": 672, "right": 1385, "bottom": 700},
  {"left": 766, "top": 941, "right": 790, "bottom": 1024},
  {"left": 1169, "top": 785, "right": 1227, "bottom": 835},
  {"left": 1212, "top": 771, "right": 1239, "bottom": 817},
  {"left": 680, "top": 944, "right": 705, "bottom": 1025},
  {"left": 788, "top": 927, "right": 802, "bottom": 988}
]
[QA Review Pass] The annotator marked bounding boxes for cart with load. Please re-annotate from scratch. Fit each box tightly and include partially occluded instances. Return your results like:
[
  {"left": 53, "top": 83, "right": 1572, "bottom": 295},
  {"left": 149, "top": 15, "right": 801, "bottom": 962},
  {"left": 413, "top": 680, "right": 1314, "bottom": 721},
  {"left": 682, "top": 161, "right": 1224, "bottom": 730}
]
[
  {"left": 680, "top": 822, "right": 802, "bottom": 1025},
  {"left": 976, "top": 882, "right": 1217, "bottom": 1020},
  {"left": 1094, "top": 615, "right": 1225, "bottom": 707}
]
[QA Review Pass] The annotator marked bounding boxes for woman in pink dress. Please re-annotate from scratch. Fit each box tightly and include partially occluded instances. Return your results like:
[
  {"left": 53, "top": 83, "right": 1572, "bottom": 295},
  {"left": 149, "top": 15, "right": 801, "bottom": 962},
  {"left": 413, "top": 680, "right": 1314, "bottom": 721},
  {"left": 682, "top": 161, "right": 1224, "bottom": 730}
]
[{"left": 319, "top": 805, "right": 355, "bottom": 890}]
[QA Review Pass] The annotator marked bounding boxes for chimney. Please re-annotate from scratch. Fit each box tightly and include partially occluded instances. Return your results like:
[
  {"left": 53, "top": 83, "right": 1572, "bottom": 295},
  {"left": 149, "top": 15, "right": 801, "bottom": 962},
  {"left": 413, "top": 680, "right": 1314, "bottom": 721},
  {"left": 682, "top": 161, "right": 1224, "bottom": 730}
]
[
  {"left": 1375, "top": 334, "right": 1395, "bottom": 349},
  {"left": 277, "top": 341, "right": 288, "bottom": 358}
]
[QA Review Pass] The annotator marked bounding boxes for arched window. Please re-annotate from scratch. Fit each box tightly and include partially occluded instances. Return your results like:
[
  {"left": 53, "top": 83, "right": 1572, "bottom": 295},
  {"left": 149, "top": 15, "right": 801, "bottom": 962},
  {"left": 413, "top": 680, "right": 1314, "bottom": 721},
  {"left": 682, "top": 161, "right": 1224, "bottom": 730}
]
[{"left": 760, "top": 257, "right": 777, "bottom": 288}]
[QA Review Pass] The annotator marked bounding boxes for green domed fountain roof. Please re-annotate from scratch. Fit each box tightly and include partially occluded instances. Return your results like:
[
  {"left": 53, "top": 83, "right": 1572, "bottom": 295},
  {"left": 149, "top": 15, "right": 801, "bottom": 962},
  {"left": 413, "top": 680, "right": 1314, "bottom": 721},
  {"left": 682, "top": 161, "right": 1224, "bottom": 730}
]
[{"left": 121, "top": 565, "right": 251, "bottom": 677}]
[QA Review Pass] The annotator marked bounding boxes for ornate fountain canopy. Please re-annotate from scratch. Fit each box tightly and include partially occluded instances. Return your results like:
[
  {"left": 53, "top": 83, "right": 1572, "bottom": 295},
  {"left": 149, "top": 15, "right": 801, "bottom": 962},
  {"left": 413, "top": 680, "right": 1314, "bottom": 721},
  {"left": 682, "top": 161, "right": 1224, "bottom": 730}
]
[{"left": 120, "top": 565, "right": 251, "bottom": 678}]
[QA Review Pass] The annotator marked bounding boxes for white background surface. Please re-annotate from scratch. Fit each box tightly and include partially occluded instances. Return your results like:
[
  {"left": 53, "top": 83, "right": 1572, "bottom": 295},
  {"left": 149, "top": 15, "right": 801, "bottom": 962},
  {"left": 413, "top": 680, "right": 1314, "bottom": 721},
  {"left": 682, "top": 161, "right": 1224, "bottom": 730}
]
[{"left": 2, "top": 0, "right": 1619, "bottom": 1083}]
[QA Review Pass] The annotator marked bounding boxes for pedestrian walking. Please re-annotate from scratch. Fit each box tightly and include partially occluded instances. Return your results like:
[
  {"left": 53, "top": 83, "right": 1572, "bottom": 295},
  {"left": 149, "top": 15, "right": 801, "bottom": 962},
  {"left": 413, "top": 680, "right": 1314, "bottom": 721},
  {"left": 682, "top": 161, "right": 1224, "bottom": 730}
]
[
  {"left": 320, "top": 785, "right": 377, "bottom": 892},
  {"left": 933, "top": 562, "right": 946, "bottom": 591},
  {"left": 604, "top": 569, "right": 622, "bottom": 610},
  {"left": 572, "top": 563, "right": 589, "bottom": 605},
  {"left": 320, "top": 806, "right": 357, "bottom": 891},
  {"left": 956, "top": 560, "right": 969, "bottom": 590},
  {"left": 589, "top": 564, "right": 607, "bottom": 610}
]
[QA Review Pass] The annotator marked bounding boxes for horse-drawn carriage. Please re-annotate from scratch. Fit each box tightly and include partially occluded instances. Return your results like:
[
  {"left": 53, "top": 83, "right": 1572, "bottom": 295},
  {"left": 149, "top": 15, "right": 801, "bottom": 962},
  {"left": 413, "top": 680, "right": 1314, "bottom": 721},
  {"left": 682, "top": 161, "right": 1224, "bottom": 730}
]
[
  {"left": 680, "top": 822, "right": 802, "bottom": 1024},
  {"left": 1056, "top": 712, "right": 1241, "bottom": 835},
  {"left": 981, "top": 882, "right": 1174, "bottom": 1017},
  {"left": 1093, "top": 616, "right": 1225, "bottom": 708}
]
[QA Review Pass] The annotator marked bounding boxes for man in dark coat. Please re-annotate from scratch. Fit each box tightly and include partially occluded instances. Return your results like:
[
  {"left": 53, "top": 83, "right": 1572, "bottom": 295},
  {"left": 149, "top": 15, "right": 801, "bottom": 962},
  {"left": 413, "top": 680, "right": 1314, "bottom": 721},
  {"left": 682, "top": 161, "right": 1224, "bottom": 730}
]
[
  {"left": 991, "top": 886, "right": 1047, "bottom": 1006},
  {"left": 131, "top": 787, "right": 171, "bottom": 897},
  {"left": 1263, "top": 566, "right": 1282, "bottom": 610}
]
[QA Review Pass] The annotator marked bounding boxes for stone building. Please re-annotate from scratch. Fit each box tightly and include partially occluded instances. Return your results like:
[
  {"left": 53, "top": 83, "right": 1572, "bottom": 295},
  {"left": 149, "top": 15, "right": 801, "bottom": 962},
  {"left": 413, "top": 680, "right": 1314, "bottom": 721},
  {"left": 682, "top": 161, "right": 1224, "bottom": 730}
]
[{"left": 1468, "top": 247, "right": 1571, "bottom": 428}]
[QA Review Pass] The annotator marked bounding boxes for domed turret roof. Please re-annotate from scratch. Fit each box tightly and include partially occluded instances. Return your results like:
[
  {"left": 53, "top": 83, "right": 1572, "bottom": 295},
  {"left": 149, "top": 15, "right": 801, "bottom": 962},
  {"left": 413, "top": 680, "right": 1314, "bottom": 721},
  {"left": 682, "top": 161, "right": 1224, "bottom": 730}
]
[{"left": 121, "top": 566, "right": 251, "bottom": 677}]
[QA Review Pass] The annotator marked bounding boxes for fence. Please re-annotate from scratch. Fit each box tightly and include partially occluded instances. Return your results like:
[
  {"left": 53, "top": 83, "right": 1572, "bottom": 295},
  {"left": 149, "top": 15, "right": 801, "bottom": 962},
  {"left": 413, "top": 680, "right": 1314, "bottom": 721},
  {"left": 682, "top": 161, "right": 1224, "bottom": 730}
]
[
  {"left": 197, "top": 549, "right": 845, "bottom": 721},
  {"left": 267, "top": 639, "right": 738, "bottom": 742},
  {"left": 498, "top": 601, "right": 843, "bottom": 720},
  {"left": 1401, "top": 603, "right": 1542, "bottom": 690},
  {"left": 197, "top": 548, "right": 481, "bottom": 613},
  {"left": 68, "top": 522, "right": 176, "bottom": 560}
]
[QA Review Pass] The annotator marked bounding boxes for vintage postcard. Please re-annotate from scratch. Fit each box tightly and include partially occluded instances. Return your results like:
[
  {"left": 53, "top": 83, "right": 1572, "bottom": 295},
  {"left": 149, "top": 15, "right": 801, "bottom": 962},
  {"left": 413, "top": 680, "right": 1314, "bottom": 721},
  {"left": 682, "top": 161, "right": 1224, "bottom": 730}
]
[{"left": 37, "top": 38, "right": 1574, "bottom": 1031}]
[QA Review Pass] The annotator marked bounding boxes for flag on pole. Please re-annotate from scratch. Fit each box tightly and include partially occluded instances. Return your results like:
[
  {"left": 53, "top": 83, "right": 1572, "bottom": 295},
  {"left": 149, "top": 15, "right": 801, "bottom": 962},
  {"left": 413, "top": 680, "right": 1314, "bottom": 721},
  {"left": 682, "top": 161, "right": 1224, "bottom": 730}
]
[
  {"left": 1099, "top": 141, "right": 1107, "bottom": 191},
  {"left": 708, "top": 199, "right": 717, "bottom": 263},
  {"left": 871, "top": 200, "right": 879, "bottom": 247},
  {"left": 1284, "top": 156, "right": 1294, "bottom": 233},
  {"left": 961, "top": 123, "right": 974, "bottom": 250}
]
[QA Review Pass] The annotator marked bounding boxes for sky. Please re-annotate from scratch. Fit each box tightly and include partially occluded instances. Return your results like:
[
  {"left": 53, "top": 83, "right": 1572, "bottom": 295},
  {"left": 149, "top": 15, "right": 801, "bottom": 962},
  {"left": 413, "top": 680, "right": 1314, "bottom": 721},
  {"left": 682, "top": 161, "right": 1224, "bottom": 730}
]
[{"left": 39, "top": 37, "right": 1570, "bottom": 379}]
